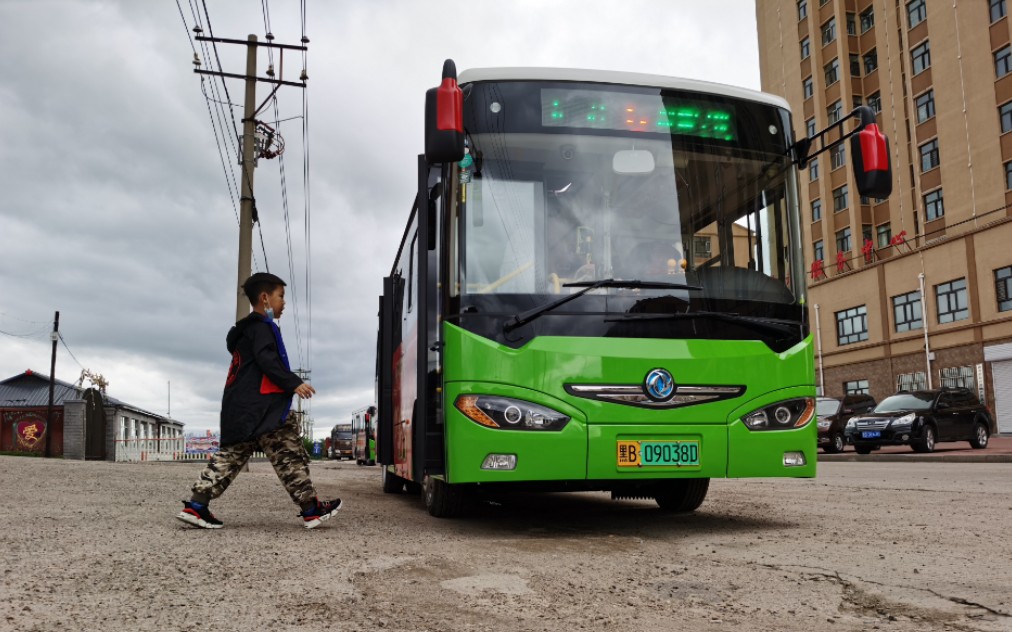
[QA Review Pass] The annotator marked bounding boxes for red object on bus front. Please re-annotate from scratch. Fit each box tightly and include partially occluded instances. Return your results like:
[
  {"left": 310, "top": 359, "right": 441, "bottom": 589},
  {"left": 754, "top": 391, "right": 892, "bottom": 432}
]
[
  {"left": 858, "top": 124, "right": 888, "bottom": 173},
  {"left": 436, "top": 77, "right": 463, "bottom": 133}
]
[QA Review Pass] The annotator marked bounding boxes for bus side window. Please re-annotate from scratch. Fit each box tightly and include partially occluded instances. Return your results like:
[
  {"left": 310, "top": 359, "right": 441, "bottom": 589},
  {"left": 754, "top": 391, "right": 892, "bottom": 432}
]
[{"left": 407, "top": 233, "right": 417, "bottom": 313}]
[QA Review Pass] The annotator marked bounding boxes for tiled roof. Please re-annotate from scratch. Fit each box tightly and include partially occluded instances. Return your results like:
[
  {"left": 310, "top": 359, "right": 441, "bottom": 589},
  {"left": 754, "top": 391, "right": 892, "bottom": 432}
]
[{"left": 0, "top": 370, "right": 178, "bottom": 424}]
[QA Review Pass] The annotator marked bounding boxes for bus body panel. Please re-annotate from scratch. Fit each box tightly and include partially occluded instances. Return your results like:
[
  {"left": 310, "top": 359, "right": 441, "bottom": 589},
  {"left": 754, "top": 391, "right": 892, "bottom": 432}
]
[
  {"left": 442, "top": 324, "right": 816, "bottom": 484},
  {"left": 444, "top": 381, "right": 588, "bottom": 483}
]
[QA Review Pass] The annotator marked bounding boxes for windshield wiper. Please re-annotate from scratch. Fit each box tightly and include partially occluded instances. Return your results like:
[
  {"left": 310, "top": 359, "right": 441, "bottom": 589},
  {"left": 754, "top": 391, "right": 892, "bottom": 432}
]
[
  {"left": 605, "top": 310, "right": 799, "bottom": 337},
  {"left": 503, "top": 278, "right": 702, "bottom": 333}
]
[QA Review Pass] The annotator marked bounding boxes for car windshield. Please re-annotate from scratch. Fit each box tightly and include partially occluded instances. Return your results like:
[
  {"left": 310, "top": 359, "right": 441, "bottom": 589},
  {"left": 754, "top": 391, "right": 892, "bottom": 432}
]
[
  {"left": 874, "top": 393, "right": 934, "bottom": 413},
  {"left": 816, "top": 398, "right": 841, "bottom": 415}
]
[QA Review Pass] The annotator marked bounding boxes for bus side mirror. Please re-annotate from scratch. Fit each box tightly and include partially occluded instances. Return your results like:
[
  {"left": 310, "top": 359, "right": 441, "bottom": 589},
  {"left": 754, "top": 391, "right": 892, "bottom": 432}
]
[
  {"left": 425, "top": 59, "right": 465, "bottom": 164},
  {"left": 850, "top": 106, "right": 892, "bottom": 199}
]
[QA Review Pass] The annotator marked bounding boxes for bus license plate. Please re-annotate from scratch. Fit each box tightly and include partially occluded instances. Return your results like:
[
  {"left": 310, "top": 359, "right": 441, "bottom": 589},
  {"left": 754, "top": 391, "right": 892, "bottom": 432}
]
[
  {"left": 861, "top": 431, "right": 881, "bottom": 439},
  {"left": 617, "top": 440, "right": 700, "bottom": 467}
]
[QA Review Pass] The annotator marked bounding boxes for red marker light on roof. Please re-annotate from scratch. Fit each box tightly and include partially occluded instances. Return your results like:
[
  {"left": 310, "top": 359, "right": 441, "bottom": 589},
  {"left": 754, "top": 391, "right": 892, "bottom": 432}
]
[{"left": 436, "top": 63, "right": 462, "bottom": 133}]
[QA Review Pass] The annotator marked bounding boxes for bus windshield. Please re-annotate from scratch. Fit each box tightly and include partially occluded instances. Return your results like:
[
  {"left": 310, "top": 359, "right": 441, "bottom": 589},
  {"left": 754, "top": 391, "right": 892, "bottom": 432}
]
[{"left": 455, "top": 81, "right": 804, "bottom": 315}]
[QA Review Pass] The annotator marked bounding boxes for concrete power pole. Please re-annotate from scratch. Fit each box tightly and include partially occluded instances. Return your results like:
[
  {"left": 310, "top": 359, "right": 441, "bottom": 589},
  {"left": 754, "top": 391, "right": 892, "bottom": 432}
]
[
  {"left": 236, "top": 35, "right": 258, "bottom": 322},
  {"left": 45, "top": 310, "right": 59, "bottom": 458},
  {"left": 193, "top": 33, "right": 308, "bottom": 321}
]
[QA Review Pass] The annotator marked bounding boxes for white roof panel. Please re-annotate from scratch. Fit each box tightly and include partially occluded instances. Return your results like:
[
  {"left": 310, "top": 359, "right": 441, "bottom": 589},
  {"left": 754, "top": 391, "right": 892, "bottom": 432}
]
[{"left": 457, "top": 67, "right": 791, "bottom": 112}]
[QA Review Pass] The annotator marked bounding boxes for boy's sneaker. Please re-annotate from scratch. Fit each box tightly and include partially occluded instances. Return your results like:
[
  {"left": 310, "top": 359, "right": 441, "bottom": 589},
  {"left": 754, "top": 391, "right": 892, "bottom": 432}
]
[
  {"left": 299, "top": 498, "right": 342, "bottom": 529},
  {"left": 176, "top": 501, "right": 223, "bottom": 529}
]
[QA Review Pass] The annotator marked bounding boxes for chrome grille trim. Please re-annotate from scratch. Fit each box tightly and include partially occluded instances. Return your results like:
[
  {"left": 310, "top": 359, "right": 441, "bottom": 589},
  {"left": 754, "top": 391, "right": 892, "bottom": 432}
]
[{"left": 565, "top": 384, "right": 745, "bottom": 409}]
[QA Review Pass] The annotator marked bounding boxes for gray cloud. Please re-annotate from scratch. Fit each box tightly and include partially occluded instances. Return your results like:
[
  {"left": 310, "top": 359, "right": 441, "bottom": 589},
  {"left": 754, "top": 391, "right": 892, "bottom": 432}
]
[{"left": 0, "top": 0, "right": 760, "bottom": 437}]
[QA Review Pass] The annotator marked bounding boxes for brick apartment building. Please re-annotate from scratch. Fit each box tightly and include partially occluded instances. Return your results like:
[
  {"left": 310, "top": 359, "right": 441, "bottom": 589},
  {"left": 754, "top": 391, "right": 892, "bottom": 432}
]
[{"left": 756, "top": 0, "right": 1012, "bottom": 433}]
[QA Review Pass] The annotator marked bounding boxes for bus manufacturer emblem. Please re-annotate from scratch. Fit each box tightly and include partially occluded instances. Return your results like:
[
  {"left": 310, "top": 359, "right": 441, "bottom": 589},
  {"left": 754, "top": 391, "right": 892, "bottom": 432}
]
[{"left": 644, "top": 368, "right": 675, "bottom": 402}]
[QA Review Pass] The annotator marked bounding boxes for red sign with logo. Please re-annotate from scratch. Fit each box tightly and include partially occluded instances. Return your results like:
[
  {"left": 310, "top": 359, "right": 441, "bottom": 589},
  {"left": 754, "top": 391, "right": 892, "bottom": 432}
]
[{"left": 16, "top": 419, "right": 46, "bottom": 450}]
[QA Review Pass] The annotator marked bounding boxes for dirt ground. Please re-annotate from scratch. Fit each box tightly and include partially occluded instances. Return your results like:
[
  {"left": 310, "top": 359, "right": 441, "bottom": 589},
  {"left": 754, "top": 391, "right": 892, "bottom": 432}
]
[{"left": 1, "top": 456, "right": 1009, "bottom": 632}]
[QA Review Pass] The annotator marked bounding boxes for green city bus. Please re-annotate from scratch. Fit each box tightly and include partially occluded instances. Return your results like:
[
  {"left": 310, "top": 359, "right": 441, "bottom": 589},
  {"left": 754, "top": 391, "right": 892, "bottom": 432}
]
[
  {"left": 351, "top": 406, "right": 376, "bottom": 466},
  {"left": 376, "top": 61, "right": 891, "bottom": 517}
]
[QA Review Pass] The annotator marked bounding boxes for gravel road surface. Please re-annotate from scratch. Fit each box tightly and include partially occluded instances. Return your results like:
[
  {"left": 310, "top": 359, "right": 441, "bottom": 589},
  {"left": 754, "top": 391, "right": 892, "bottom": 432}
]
[{"left": 1, "top": 456, "right": 1009, "bottom": 632}]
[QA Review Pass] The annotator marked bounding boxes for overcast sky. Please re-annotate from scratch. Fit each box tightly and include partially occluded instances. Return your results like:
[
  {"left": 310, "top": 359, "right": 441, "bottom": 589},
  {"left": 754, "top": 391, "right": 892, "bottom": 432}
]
[{"left": 0, "top": 0, "right": 761, "bottom": 439}]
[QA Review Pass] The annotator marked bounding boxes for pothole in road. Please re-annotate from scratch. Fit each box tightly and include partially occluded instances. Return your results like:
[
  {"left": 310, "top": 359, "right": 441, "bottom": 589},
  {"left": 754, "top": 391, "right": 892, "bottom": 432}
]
[{"left": 440, "top": 574, "right": 532, "bottom": 595}]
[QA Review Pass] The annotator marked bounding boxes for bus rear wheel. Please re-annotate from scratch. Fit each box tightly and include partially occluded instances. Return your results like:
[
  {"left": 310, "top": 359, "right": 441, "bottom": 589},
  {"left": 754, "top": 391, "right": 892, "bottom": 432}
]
[
  {"left": 423, "top": 475, "right": 464, "bottom": 518},
  {"left": 654, "top": 478, "right": 710, "bottom": 513}
]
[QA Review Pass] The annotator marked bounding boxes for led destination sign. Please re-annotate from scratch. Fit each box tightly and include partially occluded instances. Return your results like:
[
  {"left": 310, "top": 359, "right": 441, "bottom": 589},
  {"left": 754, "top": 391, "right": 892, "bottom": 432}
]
[{"left": 541, "top": 88, "right": 737, "bottom": 140}]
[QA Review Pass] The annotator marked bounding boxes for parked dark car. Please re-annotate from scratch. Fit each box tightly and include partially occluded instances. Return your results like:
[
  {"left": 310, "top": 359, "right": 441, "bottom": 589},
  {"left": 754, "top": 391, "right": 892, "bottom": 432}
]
[
  {"left": 816, "top": 393, "right": 877, "bottom": 453},
  {"left": 843, "top": 388, "right": 992, "bottom": 454}
]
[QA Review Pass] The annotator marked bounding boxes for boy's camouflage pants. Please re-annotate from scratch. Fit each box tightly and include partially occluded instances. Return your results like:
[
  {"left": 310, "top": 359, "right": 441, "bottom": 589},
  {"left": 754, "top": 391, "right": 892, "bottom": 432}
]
[{"left": 190, "top": 414, "right": 316, "bottom": 506}]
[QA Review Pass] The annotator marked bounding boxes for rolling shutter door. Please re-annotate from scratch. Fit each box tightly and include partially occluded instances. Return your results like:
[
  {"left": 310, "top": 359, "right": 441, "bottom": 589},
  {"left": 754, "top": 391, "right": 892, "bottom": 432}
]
[{"left": 991, "top": 360, "right": 1012, "bottom": 434}]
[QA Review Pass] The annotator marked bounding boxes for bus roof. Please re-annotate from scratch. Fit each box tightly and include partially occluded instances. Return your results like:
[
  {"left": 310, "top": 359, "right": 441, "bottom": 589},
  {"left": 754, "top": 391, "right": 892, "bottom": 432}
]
[{"left": 457, "top": 67, "right": 790, "bottom": 112}]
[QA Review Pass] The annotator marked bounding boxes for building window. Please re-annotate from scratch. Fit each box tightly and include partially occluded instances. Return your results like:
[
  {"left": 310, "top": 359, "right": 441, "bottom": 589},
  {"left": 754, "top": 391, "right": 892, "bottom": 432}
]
[
  {"left": 806, "top": 117, "right": 816, "bottom": 137},
  {"left": 915, "top": 90, "right": 935, "bottom": 123},
  {"left": 939, "top": 366, "right": 976, "bottom": 390},
  {"left": 863, "top": 49, "right": 878, "bottom": 74},
  {"left": 850, "top": 54, "right": 861, "bottom": 77},
  {"left": 822, "top": 17, "right": 837, "bottom": 46},
  {"left": 836, "top": 226, "right": 852, "bottom": 253},
  {"left": 836, "top": 305, "right": 869, "bottom": 345},
  {"left": 868, "top": 92, "right": 882, "bottom": 113},
  {"left": 860, "top": 6, "right": 875, "bottom": 32},
  {"left": 897, "top": 372, "right": 927, "bottom": 391},
  {"left": 825, "top": 58, "right": 840, "bottom": 86},
  {"left": 919, "top": 138, "right": 940, "bottom": 172},
  {"left": 877, "top": 223, "right": 892, "bottom": 248},
  {"left": 996, "top": 266, "right": 1012, "bottom": 311},
  {"left": 827, "top": 99, "right": 843, "bottom": 124},
  {"left": 912, "top": 41, "right": 931, "bottom": 74},
  {"left": 845, "top": 379, "right": 870, "bottom": 395},
  {"left": 924, "top": 188, "right": 944, "bottom": 220},
  {"left": 996, "top": 45, "right": 1012, "bottom": 79},
  {"left": 799, "top": 0, "right": 808, "bottom": 20},
  {"left": 803, "top": 76, "right": 814, "bottom": 99},
  {"left": 810, "top": 158, "right": 820, "bottom": 181},
  {"left": 1006, "top": 161, "right": 1012, "bottom": 190},
  {"left": 1001, "top": 102, "right": 1012, "bottom": 133},
  {"left": 936, "top": 278, "right": 968, "bottom": 323},
  {"left": 812, "top": 198, "right": 823, "bottom": 221},
  {"left": 847, "top": 12, "right": 857, "bottom": 36},
  {"left": 831, "top": 144, "right": 846, "bottom": 170},
  {"left": 908, "top": 0, "right": 927, "bottom": 27},
  {"left": 801, "top": 36, "right": 811, "bottom": 59},
  {"left": 814, "top": 240, "right": 824, "bottom": 262},
  {"left": 833, "top": 184, "right": 849, "bottom": 212},
  {"left": 892, "top": 290, "right": 923, "bottom": 332},
  {"left": 853, "top": 95, "right": 864, "bottom": 109},
  {"left": 991, "top": 0, "right": 1007, "bottom": 22}
]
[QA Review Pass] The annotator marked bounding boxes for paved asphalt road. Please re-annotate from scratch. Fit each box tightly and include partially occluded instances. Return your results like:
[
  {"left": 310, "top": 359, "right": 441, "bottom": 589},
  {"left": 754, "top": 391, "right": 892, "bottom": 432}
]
[{"left": 1, "top": 453, "right": 1010, "bottom": 632}]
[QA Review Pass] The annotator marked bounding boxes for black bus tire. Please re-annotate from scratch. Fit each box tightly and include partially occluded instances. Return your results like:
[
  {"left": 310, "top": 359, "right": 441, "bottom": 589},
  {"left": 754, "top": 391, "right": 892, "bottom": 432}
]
[
  {"left": 423, "top": 475, "right": 464, "bottom": 518},
  {"left": 654, "top": 478, "right": 710, "bottom": 513}
]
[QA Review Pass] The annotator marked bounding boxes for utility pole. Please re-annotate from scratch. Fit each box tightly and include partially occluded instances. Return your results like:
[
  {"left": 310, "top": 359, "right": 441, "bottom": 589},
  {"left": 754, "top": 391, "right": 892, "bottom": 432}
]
[
  {"left": 193, "top": 32, "right": 308, "bottom": 321},
  {"left": 237, "top": 35, "right": 258, "bottom": 322},
  {"left": 294, "top": 368, "right": 311, "bottom": 438},
  {"left": 45, "top": 310, "right": 59, "bottom": 458}
]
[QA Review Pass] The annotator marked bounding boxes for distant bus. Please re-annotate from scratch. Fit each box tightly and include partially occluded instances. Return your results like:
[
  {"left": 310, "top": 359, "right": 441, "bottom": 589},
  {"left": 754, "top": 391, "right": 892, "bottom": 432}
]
[
  {"left": 376, "top": 61, "right": 891, "bottom": 516},
  {"left": 329, "top": 423, "right": 353, "bottom": 460},
  {"left": 351, "top": 406, "right": 376, "bottom": 466}
]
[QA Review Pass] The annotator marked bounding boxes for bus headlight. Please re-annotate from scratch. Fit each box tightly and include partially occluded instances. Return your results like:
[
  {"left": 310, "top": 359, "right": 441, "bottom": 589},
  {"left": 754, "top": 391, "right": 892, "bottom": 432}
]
[
  {"left": 455, "top": 395, "right": 570, "bottom": 431},
  {"left": 742, "top": 398, "right": 815, "bottom": 431}
]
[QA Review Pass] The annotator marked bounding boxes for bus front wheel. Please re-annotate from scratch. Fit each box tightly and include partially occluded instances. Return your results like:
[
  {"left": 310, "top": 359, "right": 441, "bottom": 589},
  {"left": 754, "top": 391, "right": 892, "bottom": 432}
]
[
  {"left": 423, "top": 475, "right": 464, "bottom": 518},
  {"left": 654, "top": 478, "right": 710, "bottom": 513}
]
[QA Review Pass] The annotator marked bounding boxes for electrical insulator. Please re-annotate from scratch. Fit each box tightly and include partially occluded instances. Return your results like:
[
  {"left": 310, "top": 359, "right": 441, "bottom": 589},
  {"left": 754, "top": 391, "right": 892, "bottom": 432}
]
[{"left": 266, "top": 63, "right": 275, "bottom": 77}]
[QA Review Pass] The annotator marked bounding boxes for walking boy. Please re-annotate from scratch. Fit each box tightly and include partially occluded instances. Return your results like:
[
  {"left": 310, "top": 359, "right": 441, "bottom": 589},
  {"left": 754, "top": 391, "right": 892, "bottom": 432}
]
[{"left": 176, "top": 272, "right": 341, "bottom": 530}]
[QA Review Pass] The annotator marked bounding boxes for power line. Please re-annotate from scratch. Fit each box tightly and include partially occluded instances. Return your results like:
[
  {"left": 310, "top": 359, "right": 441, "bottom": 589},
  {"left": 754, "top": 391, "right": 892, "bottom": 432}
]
[{"left": 57, "top": 333, "right": 85, "bottom": 370}]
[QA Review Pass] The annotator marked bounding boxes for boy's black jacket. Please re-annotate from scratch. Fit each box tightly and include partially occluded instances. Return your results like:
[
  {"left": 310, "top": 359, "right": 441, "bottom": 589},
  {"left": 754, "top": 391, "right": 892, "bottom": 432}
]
[{"left": 220, "top": 312, "right": 302, "bottom": 446}]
